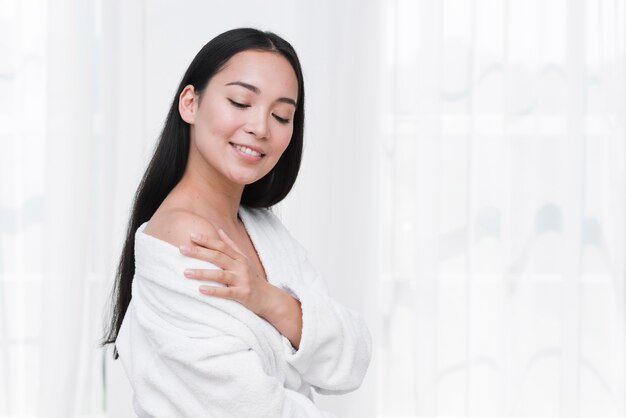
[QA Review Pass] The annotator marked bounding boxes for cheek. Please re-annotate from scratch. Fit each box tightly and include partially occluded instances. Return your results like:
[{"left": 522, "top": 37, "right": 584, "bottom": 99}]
[
  {"left": 274, "top": 127, "right": 294, "bottom": 154},
  {"left": 202, "top": 103, "right": 241, "bottom": 138}
]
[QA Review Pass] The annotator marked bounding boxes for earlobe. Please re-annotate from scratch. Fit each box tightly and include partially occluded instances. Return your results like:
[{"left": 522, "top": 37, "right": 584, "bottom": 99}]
[{"left": 179, "top": 85, "right": 196, "bottom": 124}]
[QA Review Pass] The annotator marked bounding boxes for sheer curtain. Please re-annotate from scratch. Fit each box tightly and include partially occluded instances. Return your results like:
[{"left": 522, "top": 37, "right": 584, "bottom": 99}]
[
  {"left": 379, "top": 0, "right": 626, "bottom": 417},
  {"left": 1, "top": 0, "right": 140, "bottom": 416}
]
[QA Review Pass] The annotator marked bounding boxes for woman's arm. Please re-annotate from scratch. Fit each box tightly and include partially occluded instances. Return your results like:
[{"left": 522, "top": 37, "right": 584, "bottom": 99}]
[
  {"left": 182, "top": 227, "right": 305, "bottom": 349},
  {"left": 260, "top": 285, "right": 303, "bottom": 350},
  {"left": 118, "top": 211, "right": 337, "bottom": 417}
]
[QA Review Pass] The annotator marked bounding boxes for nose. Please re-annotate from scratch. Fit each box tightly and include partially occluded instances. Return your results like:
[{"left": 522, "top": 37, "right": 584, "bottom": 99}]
[{"left": 244, "top": 109, "right": 269, "bottom": 140}]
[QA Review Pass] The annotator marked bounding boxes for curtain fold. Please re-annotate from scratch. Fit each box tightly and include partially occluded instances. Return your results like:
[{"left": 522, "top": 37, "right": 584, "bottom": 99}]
[{"left": 39, "top": 0, "right": 96, "bottom": 416}]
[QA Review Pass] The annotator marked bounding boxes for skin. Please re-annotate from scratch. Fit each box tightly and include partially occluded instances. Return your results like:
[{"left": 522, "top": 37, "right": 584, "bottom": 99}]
[{"left": 143, "top": 49, "right": 303, "bottom": 349}]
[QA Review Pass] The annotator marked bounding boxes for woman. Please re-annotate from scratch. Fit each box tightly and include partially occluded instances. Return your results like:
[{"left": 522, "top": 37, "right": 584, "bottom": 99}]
[{"left": 101, "top": 28, "right": 372, "bottom": 417}]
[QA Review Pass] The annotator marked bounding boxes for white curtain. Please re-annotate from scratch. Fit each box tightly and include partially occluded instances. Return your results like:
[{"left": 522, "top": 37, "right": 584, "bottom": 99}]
[
  {"left": 0, "top": 0, "right": 52, "bottom": 415},
  {"left": 379, "top": 0, "right": 626, "bottom": 417},
  {"left": 0, "top": 0, "right": 137, "bottom": 416},
  {"left": 38, "top": 0, "right": 113, "bottom": 416}
]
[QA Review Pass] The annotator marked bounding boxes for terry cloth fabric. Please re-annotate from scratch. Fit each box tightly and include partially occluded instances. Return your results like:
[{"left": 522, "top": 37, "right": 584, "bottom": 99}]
[{"left": 115, "top": 205, "right": 372, "bottom": 417}]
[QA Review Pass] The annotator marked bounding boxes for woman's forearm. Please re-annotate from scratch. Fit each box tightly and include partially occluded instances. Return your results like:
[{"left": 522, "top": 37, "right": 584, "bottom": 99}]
[{"left": 261, "top": 285, "right": 303, "bottom": 350}]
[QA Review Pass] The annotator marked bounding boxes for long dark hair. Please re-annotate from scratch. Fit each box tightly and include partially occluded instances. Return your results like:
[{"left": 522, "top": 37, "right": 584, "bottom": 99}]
[{"left": 100, "top": 28, "right": 305, "bottom": 359}]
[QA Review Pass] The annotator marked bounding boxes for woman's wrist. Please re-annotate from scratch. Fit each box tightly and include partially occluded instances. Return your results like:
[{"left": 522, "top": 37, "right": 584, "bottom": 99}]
[{"left": 261, "top": 284, "right": 303, "bottom": 350}]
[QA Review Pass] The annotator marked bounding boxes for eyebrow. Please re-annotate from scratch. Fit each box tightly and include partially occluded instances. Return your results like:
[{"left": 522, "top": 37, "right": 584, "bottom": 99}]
[{"left": 225, "top": 81, "right": 297, "bottom": 107}]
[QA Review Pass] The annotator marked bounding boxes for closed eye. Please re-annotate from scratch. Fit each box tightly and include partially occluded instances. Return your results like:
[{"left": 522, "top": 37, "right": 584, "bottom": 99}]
[
  {"left": 273, "top": 114, "right": 290, "bottom": 124},
  {"left": 228, "top": 99, "right": 249, "bottom": 109},
  {"left": 229, "top": 99, "right": 290, "bottom": 124}
]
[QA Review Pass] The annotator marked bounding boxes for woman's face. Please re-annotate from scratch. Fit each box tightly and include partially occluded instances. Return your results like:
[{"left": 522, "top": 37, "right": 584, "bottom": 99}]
[{"left": 182, "top": 49, "right": 299, "bottom": 187}]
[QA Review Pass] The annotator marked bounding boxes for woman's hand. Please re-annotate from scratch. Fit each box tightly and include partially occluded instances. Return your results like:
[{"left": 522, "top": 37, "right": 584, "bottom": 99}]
[{"left": 179, "top": 228, "right": 276, "bottom": 317}]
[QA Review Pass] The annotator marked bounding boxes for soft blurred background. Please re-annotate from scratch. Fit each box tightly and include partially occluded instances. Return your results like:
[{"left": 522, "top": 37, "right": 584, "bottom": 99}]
[{"left": 1, "top": 0, "right": 625, "bottom": 417}]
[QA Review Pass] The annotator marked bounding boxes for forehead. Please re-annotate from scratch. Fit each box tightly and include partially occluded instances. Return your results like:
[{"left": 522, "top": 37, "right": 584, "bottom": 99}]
[{"left": 211, "top": 50, "right": 299, "bottom": 100}]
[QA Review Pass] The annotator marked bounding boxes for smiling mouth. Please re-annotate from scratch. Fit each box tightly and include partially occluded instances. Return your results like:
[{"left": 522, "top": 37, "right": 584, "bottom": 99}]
[{"left": 229, "top": 142, "right": 265, "bottom": 158}]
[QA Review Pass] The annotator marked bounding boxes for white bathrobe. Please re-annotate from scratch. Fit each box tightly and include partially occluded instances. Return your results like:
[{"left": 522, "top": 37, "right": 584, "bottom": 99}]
[{"left": 116, "top": 205, "right": 372, "bottom": 418}]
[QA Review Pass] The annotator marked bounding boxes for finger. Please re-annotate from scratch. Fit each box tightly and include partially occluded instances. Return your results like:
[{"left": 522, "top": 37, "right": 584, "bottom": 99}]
[
  {"left": 189, "top": 233, "right": 241, "bottom": 261},
  {"left": 199, "top": 284, "right": 236, "bottom": 300},
  {"left": 184, "top": 268, "right": 233, "bottom": 285},
  {"left": 179, "top": 244, "right": 233, "bottom": 269},
  {"left": 217, "top": 228, "right": 245, "bottom": 255}
]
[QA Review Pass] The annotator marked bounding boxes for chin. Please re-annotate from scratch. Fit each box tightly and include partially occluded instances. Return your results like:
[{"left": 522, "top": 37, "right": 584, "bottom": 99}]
[
  {"left": 230, "top": 172, "right": 266, "bottom": 186},
  {"left": 226, "top": 163, "right": 274, "bottom": 186}
]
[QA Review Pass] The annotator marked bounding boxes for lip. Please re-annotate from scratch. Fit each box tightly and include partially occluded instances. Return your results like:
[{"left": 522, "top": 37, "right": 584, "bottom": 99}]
[
  {"left": 229, "top": 142, "right": 265, "bottom": 156},
  {"left": 229, "top": 142, "right": 265, "bottom": 162}
]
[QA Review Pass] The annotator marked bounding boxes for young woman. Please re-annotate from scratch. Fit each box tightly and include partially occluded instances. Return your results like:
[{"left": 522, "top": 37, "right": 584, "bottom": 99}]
[{"left": 101, "top": 28, "right": 372, "bottom": 417}]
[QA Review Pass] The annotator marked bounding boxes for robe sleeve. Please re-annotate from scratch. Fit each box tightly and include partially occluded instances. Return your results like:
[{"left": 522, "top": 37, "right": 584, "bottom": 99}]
[
  {"left": 117, "top": 254, "right": 338, "bottom": 418},
  {"left": 128, "top": 323, "right": 336, "bottom": 417},
  {"left": 276, "top": 237, "right": 373, "bottom": 395}
]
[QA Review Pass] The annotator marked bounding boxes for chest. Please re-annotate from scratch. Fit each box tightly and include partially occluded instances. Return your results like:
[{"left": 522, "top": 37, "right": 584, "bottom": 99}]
[{"left": 233, "top": 233, "right": 268, "bottom": 283}]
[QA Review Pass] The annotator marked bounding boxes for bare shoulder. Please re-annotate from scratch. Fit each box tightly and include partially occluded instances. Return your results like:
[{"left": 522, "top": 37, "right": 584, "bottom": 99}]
[{"left": 143, "top": 209, "right": 219, "bottom": 248}]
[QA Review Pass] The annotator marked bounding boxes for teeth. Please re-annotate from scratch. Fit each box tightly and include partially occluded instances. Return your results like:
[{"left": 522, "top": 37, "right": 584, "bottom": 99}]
[{"left": 233, "top": 143, "right": 262, "bottom": 157}]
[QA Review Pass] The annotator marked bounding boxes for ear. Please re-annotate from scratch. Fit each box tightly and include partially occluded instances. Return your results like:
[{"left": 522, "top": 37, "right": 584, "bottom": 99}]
[{"left": 179, "top": 85, "right": 197, "bottom": 124}]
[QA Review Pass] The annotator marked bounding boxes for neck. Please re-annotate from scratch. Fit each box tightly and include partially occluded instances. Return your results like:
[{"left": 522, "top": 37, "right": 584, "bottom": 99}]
[{"left": 173, "top": 148, "right": 245, "bottom": 230}]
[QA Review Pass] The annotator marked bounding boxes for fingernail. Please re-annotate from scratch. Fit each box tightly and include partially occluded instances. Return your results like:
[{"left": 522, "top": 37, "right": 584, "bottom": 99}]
[
  {"left": 179, "top": 245, "right": 190, "bottom": 253},
  {"left": 184, "top": 269, "right": 194, "bottom": 277},
  {"left": 190, "top": 232, "right": 201, "bottom": 241}
]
